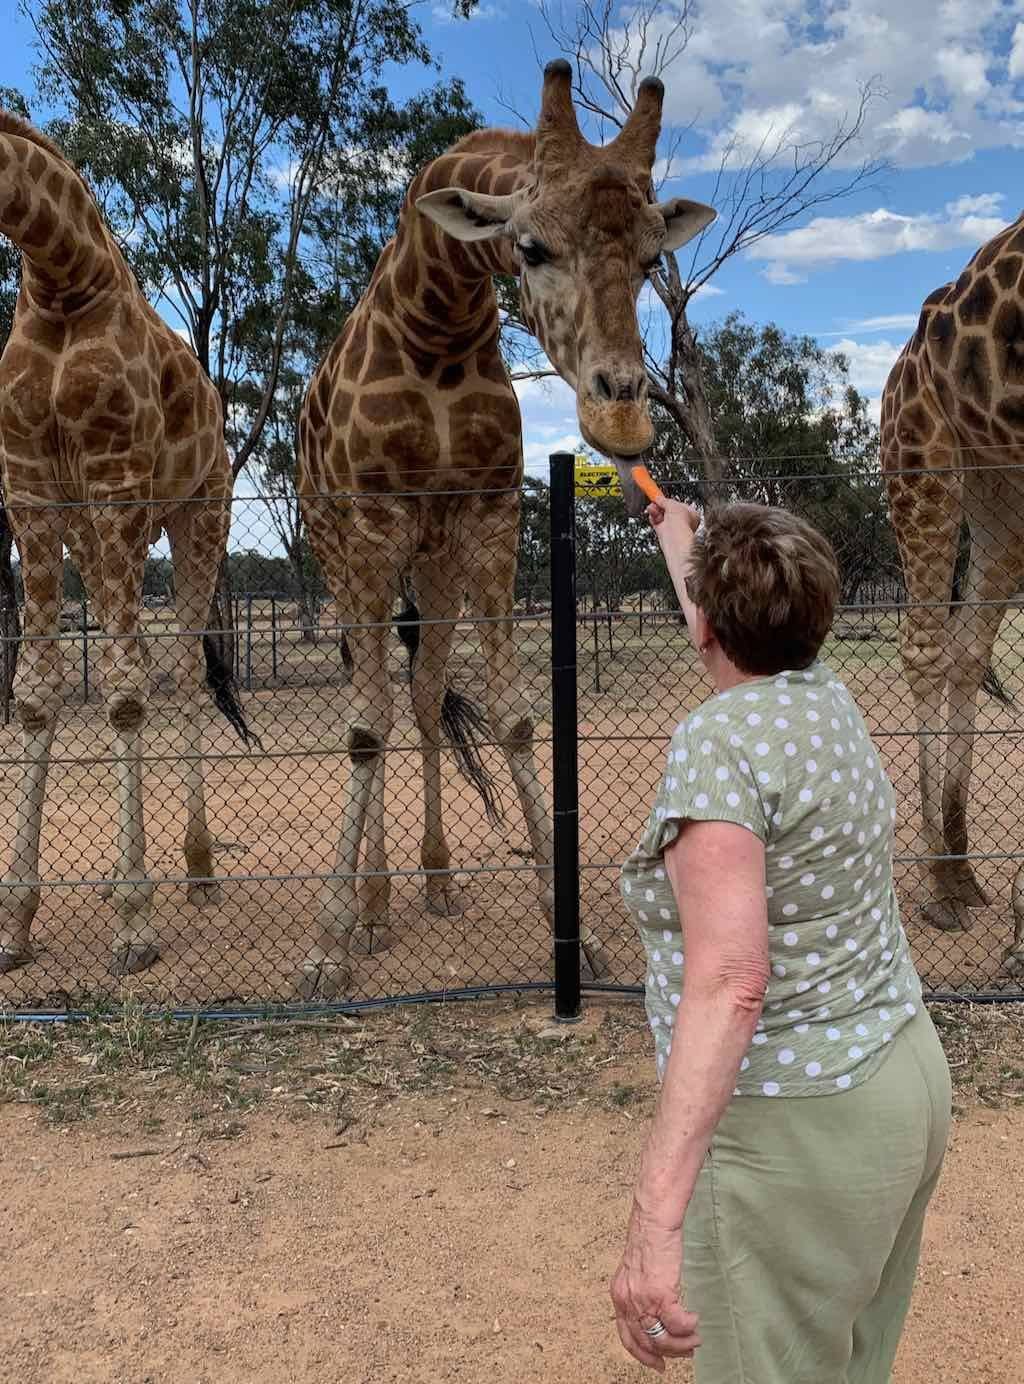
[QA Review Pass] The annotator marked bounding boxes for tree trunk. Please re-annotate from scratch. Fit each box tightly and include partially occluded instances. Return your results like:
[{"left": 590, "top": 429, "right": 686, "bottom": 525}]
[{"left": 287, "top": 545, "right": 317, "bottom": 644}]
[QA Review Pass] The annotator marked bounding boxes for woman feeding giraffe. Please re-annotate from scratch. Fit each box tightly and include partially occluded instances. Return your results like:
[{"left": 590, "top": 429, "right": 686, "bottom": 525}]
[{"left": 609, "top": 498, "right": 951, "bottom": 1383}]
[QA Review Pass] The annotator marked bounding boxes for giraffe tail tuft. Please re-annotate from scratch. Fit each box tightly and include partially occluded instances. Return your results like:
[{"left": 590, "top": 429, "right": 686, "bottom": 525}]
[
  {"left": 981, "top": 662, "right": 1015, "bottom": 709},
  {"left": 394, "top": 597, "right": 503, "bottom": 825},
  {"left": 202, "top": 634, "right": 263, "bottom": 750},
  {"left": 441, "top": 686, "right": 504, "bottom": 827}
]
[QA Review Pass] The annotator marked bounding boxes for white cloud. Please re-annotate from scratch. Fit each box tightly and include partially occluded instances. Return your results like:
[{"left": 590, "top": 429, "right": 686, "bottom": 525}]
[
  {"left": 749, "top": 194, "right": 1009, "bottom": 282},
  {"left": 823, "top": 313, "right": 920, "bottom": 336},
  {"left": 762, "top": 263, "right": 806, "bottom": 286},
  {"left": 936, "top": 48, "right": 991, "bottom": 101},
  {"left": 830, "top": 337, "right": 905, "bottom": 400},
  {"left": 1011, "top": 21, "right": 1024, "bottom": 80},
  {"left": 605, "top": 0, "right": 1024, "bottom": 174},
  {"left": 523, "top": 431, "right": 583, "bottom": 477}
]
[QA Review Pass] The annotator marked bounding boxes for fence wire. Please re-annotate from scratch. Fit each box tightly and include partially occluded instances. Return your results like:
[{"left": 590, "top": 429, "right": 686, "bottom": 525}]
[{"left": 0, "top": 462, "right": 1019, "bottom": 1016}]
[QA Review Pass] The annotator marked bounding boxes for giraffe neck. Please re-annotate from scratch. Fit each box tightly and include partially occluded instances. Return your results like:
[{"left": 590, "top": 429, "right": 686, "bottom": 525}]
[
  {"left": 377, "top": 132, "right": 533, "bottom": 359},
  {"left": 0, "top": 117, "right": 123, "bottom": 319}
]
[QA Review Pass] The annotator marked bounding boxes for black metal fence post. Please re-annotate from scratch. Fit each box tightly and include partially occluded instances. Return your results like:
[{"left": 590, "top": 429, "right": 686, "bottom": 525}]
[{"left": 549, "top": 451, "right": 582, "bottom": 1023}]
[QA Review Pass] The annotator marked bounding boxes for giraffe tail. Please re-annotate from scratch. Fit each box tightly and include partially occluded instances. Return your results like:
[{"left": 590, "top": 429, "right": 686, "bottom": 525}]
[
  {"left": 982, "top": 663, "right": 1015, "bottom": 709},
  {"left": 202, "top": 634, "right": 263, "bottom": 751},
  {"left": 393, "top": 599, "right": 421, "bottom": 672},
  {"left": 440, "top": 687, "right": 503, "bottom": 826},
  {"left": 393, "top": 598, "right": 503, "bottom": 825}
]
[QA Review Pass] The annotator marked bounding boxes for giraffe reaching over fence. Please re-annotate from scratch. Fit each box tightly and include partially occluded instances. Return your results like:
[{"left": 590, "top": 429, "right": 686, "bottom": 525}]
[
  {"left": 297, "top": 60, "right": 716, "bottom": 997},
  {"left": 0, "top": 111, "right": 253, "bottom": 977},
  {"left": 881, "top": 211, "right": 1024, "bottom": 975}
]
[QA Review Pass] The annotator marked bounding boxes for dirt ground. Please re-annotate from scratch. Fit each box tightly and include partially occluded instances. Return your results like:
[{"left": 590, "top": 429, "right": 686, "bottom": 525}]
[{"left": 1, "top": 996, "right": 1022, "bottom": 1384}]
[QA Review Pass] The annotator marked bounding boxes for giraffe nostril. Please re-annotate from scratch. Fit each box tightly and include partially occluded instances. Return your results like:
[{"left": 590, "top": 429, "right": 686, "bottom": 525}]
[{"left": 591, "top": 370, "right": 614, "bottom": 402}]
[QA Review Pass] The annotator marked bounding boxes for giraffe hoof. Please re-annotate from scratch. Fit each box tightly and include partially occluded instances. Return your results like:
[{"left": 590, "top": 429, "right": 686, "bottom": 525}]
[
  {"left": 1002, "top": 947, "right": 1024, "bottom": 977},
  {"left": 426, "top": 884, "right": 465, "bottom": 918},
  {"left": 296, "top": 960, "right": 352, "bottom": 1000},
  {"left": 349, "top": 926, "right": 395, "bottom": 956},
  {"left": 109, "top": 943, "right": 161, "bottom": 977},
  {"left": 953, "top": 878, "right": 990, "bottom": 907},
  {"left": 920, "top": 900, "right": 970, "bottom": 933},
  {"left": 187, "top": 880, "right": 224, "bottom": 907},
  {"left": 581, "top": 940, "right": 612, "bottom": 983},
  {"left": 0, "top": 946, "right": 32, "bottom": 974}
]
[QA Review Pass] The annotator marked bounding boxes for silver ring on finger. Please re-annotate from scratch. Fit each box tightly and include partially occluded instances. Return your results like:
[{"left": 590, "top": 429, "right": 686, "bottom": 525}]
[{"left": 643, "top": 1319, "right": 668, "bottom": 1338}]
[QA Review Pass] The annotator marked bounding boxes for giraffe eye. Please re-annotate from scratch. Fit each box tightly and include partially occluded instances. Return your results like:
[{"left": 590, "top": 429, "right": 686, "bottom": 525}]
[
  {"left": 643, "top": 255, "right": 663, "bottom": 275},
  {"left": 518, "top": 240, "right": 550, "bottom": 268}
]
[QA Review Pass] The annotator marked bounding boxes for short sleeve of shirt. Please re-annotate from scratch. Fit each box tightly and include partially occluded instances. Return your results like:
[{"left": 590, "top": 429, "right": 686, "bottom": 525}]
[{"left": 644, "top": 713, "right": 773, "bottom": 858}]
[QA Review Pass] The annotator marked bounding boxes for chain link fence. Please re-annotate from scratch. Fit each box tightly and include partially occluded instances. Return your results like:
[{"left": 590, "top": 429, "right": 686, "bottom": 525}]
[{"left": 0, "top": 457, "right": 1020, "bottom": 1016}]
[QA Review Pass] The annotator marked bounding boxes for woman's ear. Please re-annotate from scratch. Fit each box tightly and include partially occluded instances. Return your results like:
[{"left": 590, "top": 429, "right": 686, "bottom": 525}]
[{"left": 694, "top": 607, "right": 716, "bottom": 656}]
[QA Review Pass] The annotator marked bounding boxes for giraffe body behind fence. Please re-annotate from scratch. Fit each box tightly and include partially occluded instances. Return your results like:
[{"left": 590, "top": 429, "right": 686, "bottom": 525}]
[
  {"left": 0, "top": 112, "right": 252, "bottom": 977},
  {"left": 881, "top": 212, "right": 1024, "bottom": 975},
  {"left": 296, "top": 61, "right": 716, "bottom": 997}
]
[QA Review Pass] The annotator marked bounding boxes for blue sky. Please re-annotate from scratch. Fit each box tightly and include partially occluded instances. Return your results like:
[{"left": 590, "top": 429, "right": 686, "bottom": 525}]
[{"left": 4, "top": 0, "right": 1024, "bottom": 477}]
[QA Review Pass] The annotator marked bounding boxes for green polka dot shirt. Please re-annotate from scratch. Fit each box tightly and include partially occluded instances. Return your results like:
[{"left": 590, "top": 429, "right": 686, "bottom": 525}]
[{"left": 620, "top": 661, "right": 923, "bottom": 1097}]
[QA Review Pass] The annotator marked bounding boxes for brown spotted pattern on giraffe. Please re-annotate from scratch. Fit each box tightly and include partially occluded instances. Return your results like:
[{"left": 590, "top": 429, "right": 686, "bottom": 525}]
[
  {"left": 958, "top": 275, "right": 997, "bottom": 326},
  {"left": 993, "top": 299, "right": 1024, "bottom": 383},
  {"left": 365, "top": 322, "right": 406, "bottom": 381},
  {"left": 994, "top": 254, "right": 1022, "bottom": 292},
  {"left": 955, "top": 336, "right": 993, "bottom": 410},
  {"left": 448, "top": 391, "right": 521, "bottom": 473},
  {"left": 927, "top": 311, "right": 956, "bottom": 368}
]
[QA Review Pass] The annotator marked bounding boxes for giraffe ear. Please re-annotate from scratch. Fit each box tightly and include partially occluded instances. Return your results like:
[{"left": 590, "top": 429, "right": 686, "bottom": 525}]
[
  {"left": 655, "top": 198, "right": 717, "bottom": 252},
  {"left": 415, "top": 187, "right": 516, "bottom": 242}
]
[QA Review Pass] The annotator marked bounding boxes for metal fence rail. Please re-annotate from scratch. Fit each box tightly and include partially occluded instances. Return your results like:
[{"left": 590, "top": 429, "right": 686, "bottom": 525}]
[{"left": 0, "top": 454, "right": 1020, "bottom": 1018}]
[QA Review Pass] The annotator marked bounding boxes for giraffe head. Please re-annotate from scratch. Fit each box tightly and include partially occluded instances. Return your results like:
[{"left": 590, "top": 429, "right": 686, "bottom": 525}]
[{"left": 416, "top": 60, "right": 716, "bottom": 515}]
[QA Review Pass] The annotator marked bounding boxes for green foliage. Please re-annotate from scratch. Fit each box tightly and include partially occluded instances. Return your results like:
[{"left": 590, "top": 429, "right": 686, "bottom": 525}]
[{"left": 515, "top": 477, "right": 552, "bottom": 609}]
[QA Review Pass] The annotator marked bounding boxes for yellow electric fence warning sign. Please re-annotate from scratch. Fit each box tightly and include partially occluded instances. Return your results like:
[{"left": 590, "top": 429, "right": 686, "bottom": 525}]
[{"left": 573, "top": 455, "right": 621, "bottom": 497}]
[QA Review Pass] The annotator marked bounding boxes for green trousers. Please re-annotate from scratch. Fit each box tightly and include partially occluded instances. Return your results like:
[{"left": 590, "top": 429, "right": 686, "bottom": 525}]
[{"left": 683, "top": 1010, "right": 951, "bottom": 1384}]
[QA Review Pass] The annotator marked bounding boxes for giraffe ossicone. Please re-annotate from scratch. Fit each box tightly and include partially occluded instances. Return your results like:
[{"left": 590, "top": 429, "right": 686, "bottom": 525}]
[
  {"left": 0, "top": 111, "right": 255, "bottom": 978},
  {"left": 296, "top": 60, "right": 716, "bottom": 997},
  {"left": 881, "top": 211, "right": 1024, "bottom": 976}
]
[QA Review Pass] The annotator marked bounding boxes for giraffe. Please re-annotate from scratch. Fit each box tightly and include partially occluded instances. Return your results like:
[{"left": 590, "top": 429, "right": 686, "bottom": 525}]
[
  {"left": 0, "top": 111, "right": 254, "bottom": 978},
  {"left": 296, "top": 60, "right": 716, "bottom": 997},
  {"left": 880, "top": 210, "right": 1024, "bottom": 976}
]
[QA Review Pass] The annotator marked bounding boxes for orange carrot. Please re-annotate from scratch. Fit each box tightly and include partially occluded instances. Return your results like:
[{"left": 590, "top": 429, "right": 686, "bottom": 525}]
[{"left": 630, "top": 463, "right": 667, "bottom": 505}]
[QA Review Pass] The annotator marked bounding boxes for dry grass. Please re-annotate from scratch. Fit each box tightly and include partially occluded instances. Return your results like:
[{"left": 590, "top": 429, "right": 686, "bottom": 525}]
[{"left": 1, "top": 996, "right": 1020, "bottom": 1137}]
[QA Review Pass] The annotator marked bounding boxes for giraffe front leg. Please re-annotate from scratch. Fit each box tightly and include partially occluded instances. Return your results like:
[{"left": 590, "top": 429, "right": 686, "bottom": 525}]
[
  {"left": 0, "top": 509, "right": 68, "bottom": 971},
  {"left": 298, "top": 577, "right": 396, "bottom": 998},
  {"left": 348, "top": 752, "right": 394, "bottom": 953},
  {"left": 409, "top": 561, "right": 464, "bottom": 919},
  {"left": 92, "top": 495, "right": 158, "bottom": 976},
  {"left": 886, "top": 458, "right": 971, "bottom": 933},
  {"left": 940, "top": 520, "right": 1024, "bottom": 915},
  {"left": 1008, "top": 865, "right": 1024, "bottom": 976},
  {"left": 468, "top": 554, "right": 609, "bottom": 983},
  {"left": 167, "top": 505, "right": 232, "bottom": 907}
]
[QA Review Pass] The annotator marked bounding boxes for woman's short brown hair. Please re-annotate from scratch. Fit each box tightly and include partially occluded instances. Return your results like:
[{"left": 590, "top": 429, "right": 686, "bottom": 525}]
[{"left": 685, "top": 504, "right": 839, "bottom": 676}]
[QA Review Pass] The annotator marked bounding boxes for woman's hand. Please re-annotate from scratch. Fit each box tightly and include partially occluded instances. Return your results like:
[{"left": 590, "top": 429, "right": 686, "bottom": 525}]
[
  {"left": 610, "top": 1205, "right": 701, "bottom": 1372},
  {"left": 646, "top": 497, "right": 701, "bottom": 550}
]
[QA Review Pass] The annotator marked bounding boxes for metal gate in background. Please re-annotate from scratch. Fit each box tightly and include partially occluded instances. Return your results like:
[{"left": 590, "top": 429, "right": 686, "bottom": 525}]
[{"left": 0, "top": 452, "right": 1020, "bottom": 1020}]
